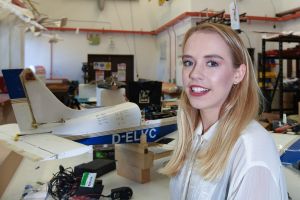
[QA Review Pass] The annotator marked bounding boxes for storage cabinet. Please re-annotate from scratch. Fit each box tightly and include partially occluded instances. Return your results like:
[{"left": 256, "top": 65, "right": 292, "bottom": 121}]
[
  {"left": 261, "top": 35, "right": 300, "bottom": 118},
  {"left": 87, "top": 54, "right": 134, "bottom": 83}
]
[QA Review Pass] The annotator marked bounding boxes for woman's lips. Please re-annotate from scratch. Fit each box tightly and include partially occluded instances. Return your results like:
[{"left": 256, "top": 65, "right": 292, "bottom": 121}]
[{"left": 189, "top": 85, "right": 210, "bottom": 96}]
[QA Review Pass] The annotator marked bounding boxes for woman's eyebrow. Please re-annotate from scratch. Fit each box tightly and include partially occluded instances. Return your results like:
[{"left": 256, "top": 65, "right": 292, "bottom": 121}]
[
  {"left": 203, "top": 54, "right": 224, "bottom": 60},
  {"left": 182, "top": 54, "right": 224, "bottom": 60},
  {"left": 181, "top": 55, "right": 193, "bottom": 59}
]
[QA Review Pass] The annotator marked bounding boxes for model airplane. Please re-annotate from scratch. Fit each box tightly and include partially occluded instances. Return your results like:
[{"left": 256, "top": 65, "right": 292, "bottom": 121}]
[
  {"left": 0, "top": 0, "right": 67, "bottom": 35},
  {"left": 0, "top": 0, "right": 45, "bottom": 31},
  {"left": 0, "top": 68, "right": 177, "bottom": 161}
]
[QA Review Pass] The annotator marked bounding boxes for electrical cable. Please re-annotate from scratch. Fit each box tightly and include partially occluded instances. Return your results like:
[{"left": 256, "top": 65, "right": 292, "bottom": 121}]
[
  {"left": 112, "top": 0, "right": 132, "bottom": 53},
  {"left": 112, "top": 0, "right": 138, "bottom": 79},
  {"left": 48, "top": 165, "right": 77, "bottom": 200},
  {"left": 48, "top": 165, "right": 133, "bottom": 200},
  {"left": 171, "top": 26, "right": 177, "bottom": 83},
  {"left": 167, "top": 29, "right": 172, "bottom": 82},
  {"left": 270, "top": 0, "right": 277, "bottom": 14},
  {"left": 129, "top": 0, "right": 139, "bottom": 79},
  {"left": 240, "top": 29, "right": 252, "bottom": 48}
]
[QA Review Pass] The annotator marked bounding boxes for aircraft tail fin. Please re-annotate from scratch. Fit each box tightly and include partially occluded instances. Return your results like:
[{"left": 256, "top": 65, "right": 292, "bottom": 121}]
[
  {"left": 2, "top": 69, "right": 34, "bottom": 131},
  {"left": 2, "top": 68, "right": 87, "bottom": 131},
  {"left": 20, "top": 68, "right": 84, "bottom": 123}
]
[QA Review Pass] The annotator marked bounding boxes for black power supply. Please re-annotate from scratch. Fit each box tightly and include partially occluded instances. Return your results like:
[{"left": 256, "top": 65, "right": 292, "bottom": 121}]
[
  {"left": 74, "top": 180, "right": 104, "bottom": 199},
  {"left": 74, "top": 159, "right": 116, "bottom": 178},
  {"left": 110, "top": 187, "right": 133, "bottom": 200}
]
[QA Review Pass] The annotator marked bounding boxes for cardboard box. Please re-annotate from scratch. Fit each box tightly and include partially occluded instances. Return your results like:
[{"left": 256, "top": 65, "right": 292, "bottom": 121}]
[{"left": 0, "top": 150, "right": 23, "bottom": 198}]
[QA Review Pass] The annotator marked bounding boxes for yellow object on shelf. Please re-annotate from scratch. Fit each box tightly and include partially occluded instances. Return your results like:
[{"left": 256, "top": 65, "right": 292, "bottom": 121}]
[
  {"left": 258, "top": 82, "right": 273, "bottom": 88},
  {"left": 259, "top": 71, "right": 277, "bottom": 78}
]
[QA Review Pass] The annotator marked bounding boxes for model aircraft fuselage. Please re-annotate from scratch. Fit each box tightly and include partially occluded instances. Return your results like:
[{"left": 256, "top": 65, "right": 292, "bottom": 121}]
[{"left": 0, "top": 68, "right": 177, "bottom": 160}]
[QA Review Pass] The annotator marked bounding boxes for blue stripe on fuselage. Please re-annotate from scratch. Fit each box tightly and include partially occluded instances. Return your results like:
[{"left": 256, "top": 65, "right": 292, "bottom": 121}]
[
  {"left": 2, "top": 69, "right": 25, "bottom": 99},
  {"left": 75, "top": 124, "right": 177, "bottom": 145}
]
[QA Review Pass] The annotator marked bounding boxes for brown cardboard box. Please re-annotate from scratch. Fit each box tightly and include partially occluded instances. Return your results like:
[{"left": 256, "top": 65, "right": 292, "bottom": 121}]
[{"left": 0, "top": 149, "right": 23, "bottom": 198}]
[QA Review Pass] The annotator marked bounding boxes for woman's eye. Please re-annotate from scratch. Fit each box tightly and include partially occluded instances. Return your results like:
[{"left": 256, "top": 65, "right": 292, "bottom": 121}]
[
  {"left": 207, "top": 60, "right": 219, "bottom": 67},
  {"left": 182, "top": 60, "right": 194, "bottom": 67}
]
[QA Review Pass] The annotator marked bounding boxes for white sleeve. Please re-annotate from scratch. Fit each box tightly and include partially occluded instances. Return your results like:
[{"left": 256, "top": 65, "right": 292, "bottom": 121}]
[{"left": 230, "top": 166, "right": 286, "bottom": 200}]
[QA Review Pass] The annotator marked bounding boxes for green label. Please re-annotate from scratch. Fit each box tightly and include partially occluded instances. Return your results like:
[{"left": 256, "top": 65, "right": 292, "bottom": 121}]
[{"left": 80, "top": 172, "right": 97, "bottom": 188}]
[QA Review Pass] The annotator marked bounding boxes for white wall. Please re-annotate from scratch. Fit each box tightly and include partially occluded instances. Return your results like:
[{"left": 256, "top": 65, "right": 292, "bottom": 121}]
[
  {"left": 155, "top": 0, "right": 192, "bottom": 26},
  {"left": 282, "top": 19, "right": 300, "bottom": 32},
  {"left": 24, "top": 0, "right": 161, "bottom": 81},
  {"left": 156, "top": 18, "right": 193, "bottom": 85},
  {"left": 23, "top": 0, "right": 300, "bottom": 84},
  {"left": 0, "top": 15, "right": 24, "bottom": 73},
  {"left": 33, "top": 0, "right": 158, "bottom": 31},
  {"left": 25, "top": 31, "right": 158, "bottom": 81},
  {"left": 277, "top": 0, "right": 300, "bottom": 12},
  {"left": 191, "top": 0, "right": 277, "bottom": 16}
]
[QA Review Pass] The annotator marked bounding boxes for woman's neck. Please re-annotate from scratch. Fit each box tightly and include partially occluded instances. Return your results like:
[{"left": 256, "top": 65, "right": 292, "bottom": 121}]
[
  {"left": 202, "top": 120, "right": 217, "bottom": 133},
  {"left": 200, "top": 110, "right": 219, "bottom": 133}
]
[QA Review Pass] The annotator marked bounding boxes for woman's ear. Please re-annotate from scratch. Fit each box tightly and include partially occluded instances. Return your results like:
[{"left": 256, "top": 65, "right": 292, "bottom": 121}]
[{"left": 233, "top": 64, "right": 246, "bottom": 84}]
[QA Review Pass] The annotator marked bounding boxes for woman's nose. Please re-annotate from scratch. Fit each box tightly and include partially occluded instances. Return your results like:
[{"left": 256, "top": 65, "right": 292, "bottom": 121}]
[{"left": 189, "top": 62, "right": 204, "bottom": 79}]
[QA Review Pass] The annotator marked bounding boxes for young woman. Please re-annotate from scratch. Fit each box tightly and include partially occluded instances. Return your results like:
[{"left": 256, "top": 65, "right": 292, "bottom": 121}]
[{"left": 160, "top": 23, "right": 288, "bottom": 200}]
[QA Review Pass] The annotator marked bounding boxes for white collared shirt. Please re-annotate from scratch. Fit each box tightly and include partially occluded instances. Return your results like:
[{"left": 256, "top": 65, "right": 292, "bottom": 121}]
[{"left": 170, "top": 120, "right": 288, "bottom": 200}]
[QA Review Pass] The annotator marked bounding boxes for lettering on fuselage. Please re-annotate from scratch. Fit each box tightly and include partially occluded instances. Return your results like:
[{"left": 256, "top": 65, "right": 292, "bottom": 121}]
[{"left": 112, "top": 128, "right": 157, "bottom": 144}]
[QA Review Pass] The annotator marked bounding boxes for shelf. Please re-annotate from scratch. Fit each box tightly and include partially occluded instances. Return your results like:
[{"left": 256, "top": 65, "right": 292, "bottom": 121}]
[
  {"left": 260, "top": 35, "right": 300, "bottom": 117},
  {"left": 263, "top": 35, "right": 300, "bottom": 43},
  {"left": 270, "top": 108, "right": 297, "bottom": 114},
  {"left": 283, "top": 88, "right": 300, "bottom": 92},
  {"left": 265, "top": 55, "right": 300, "bottom": 60},
  {"left": 264, "top": 88, "right": 299, "bottom": 92}
]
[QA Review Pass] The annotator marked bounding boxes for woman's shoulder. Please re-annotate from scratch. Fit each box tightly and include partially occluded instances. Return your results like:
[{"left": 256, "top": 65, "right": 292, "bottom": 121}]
[
  {"left": 228, "top": 120, "right": 283, "bottom": 191},
  {"left": 231, "top": 120, "right": 281, "bottom": 168},
  {"left": 240, "top": 120, "right": 275, "bottom": 148}
]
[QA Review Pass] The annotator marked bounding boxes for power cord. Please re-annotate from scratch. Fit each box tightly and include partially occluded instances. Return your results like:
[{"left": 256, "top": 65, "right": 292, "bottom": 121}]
[
  {"left": 240, "top": 29, "right": 252, "bottom": 48},
  {"left": 48, "top": 165, "right": 77, "bottom": 200},
  {"left": 48, "top": 165, "right": 133, "bottom": 200}
]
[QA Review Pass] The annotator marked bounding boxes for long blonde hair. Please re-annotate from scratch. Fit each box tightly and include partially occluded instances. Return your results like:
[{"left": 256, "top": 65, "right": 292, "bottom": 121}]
[{"left": 160, "top": 23, "right": 262, "bottom": 180}]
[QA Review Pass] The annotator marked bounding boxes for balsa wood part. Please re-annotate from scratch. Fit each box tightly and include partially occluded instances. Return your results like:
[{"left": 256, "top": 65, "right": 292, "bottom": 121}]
[
  {"left": 115, "top": 134, "right": 174, "bottom": 183},
  {"left": 0, "top": 151, "right": 23, "bottom": 198},
  {"left": 116, "top": 163, "right": 151, "bottom": 184}
]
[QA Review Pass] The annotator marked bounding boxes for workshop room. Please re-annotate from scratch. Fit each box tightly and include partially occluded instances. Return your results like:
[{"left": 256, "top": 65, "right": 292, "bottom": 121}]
[{"left": 0, "top": 0, "right": 300, "bottom": 199}]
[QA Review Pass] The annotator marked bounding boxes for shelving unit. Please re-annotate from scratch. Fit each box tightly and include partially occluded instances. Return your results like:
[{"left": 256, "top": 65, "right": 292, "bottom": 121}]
[{"left": 261, "top": 35, "right": 300, "bottom": 118}]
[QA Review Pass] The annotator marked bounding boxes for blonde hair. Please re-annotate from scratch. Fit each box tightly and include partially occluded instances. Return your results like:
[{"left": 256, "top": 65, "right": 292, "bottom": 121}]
[{"left": 160, "top": 23, "right": 262, "bottom": 180}]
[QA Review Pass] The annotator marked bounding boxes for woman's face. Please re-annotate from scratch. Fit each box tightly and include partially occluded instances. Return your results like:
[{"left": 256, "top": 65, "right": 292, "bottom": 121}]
[{"left": 182, "top": 31, "right": 244, "bottom": 116}]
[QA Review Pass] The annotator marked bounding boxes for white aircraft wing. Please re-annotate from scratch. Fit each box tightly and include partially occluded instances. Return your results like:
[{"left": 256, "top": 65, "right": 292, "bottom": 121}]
[
  {"left": 272, "top": 133, "right": 300, "bottom": 200},
  {"left": 272, "top": 133, "right": 300, "bottom": 165},
  {"left": 0, "top": 124, "right": 92, "bottom": 161}
]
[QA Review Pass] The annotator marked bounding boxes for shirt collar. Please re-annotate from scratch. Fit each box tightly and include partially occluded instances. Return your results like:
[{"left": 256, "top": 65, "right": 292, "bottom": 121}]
[{"left": 195, "top": 121, "right": 219, "bottom": 142}]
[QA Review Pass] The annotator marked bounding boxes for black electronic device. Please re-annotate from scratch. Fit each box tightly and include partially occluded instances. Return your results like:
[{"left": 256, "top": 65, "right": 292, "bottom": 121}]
[
  {"left": 127, "top": 80, "right": 162, "bottom": 110},
  {"left": 110, "top": 187, "right": 133, "bottom": 200},
  {"left": 74, "top": 159, "right": 116, "bottom": 178},
  {"left": 74, "top": 180, "right": 104, "bottom": 199}
]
